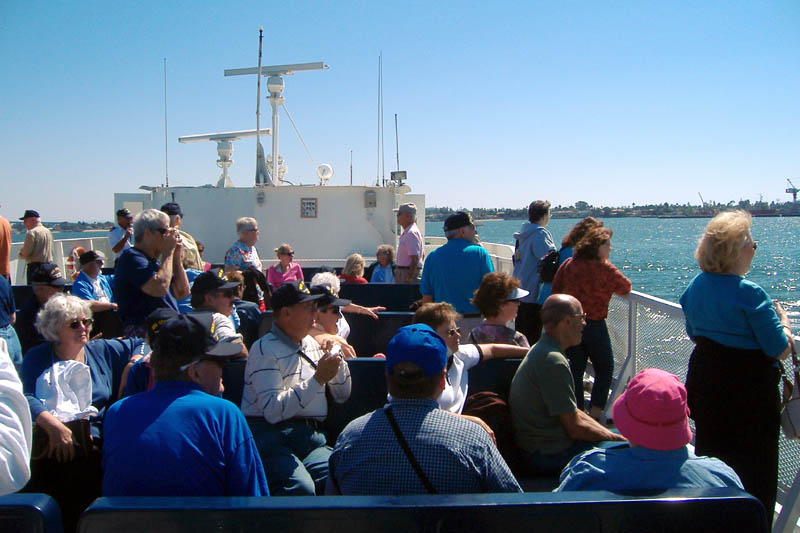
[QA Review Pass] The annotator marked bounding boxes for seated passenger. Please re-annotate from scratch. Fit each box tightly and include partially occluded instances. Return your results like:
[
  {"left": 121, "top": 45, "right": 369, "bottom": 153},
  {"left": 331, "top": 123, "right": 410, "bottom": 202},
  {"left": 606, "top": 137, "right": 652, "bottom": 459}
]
[
  {"left": 509, "top": 294, "right": 626, "bottom": 475},
  {"left": 71, "top": 250, "right": 122, "bottom": 339},
  {"left": 365, "top": 245, "right": 396, "bottom": 283},
  {"left": 412, "top": 302, "right": 528, "bottom": 414},
  {"left": 0, "top": 338, "right": 31, "bottom": 495},
  {"left": 339, "top": 254, "right": 368, "bottom": 284},
  {"left": 310, "top": 272, "right": 386, "bottom": 341},
  {"left": 309, "top": 286, "right": 358, "bottom": 359},
  {"left": 468, "top": 272, "right": 530, "bottom": 347},
  {"left": 102, "top": 313, "right": 268, "bottom": 496},
  {"left": 0, "top": 275, "right": 22, "bottom": 366},
  {"left": 20, "top": 295, "right": 144, "bottom": 532},
  {"left": 266, "top": 243, "right": 303, "bottom": 290},
  {"left": 241, "top": 280, "right": 351, "bottom": 496},
  {"left": 556, "top": 368, "right": 743, "bottom": 491},
  {"left": 226, "top": 270, "right": 262, "bottom": 350},
  {"left": 189, "top": 271, "right": 247, "bottom": 357},
  {"left": 121, "top": 308, "right": 179, "bottom": 397},
  {"left": 326, "top": 324, "right": 521, "bottom": 495},
  {"left": 15, "top": 263, "right": 66, "bottom": 355}
]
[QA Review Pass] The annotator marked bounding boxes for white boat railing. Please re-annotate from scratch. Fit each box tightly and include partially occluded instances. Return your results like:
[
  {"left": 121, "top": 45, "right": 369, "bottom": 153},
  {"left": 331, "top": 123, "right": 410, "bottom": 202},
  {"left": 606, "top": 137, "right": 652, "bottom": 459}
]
[{"left": 9, "top": 237, "right": 114, "bottom": 285}]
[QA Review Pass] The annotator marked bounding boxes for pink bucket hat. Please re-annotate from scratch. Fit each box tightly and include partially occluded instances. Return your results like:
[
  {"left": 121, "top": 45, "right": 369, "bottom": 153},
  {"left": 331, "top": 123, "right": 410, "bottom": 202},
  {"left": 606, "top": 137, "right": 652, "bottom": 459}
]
[{"left": 612, "top": 368, "right": 693, "bottom": 451}]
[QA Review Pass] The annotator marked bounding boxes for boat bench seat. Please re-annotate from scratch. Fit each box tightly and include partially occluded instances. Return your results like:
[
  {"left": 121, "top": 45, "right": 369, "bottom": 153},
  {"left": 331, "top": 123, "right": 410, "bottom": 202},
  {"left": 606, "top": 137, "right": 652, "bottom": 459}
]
[
  {"left": 12, "top": 284, "right": 73, "bottom": 312},
  {"left": 77, "top": 489, "right": 767, "bottom": 533},
  {"left": 338, "top": 283, "right": 421, "bottom": 312},
  {"left": 0, "top": 493, "right": 63, "bottom": 533}
]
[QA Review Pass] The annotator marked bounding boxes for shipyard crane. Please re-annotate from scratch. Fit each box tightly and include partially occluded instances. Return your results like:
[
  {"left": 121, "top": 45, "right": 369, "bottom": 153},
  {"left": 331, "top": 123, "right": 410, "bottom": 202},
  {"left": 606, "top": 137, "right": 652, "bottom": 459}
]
[
  {"left": 698, "top": 192, "right": 706, "bottom": 207},
  {"left": 787, "top": 179, "right": 799, "bottom": 203},
  {"left": 178, "top": 129, "right": 271, "bottom": 187}
]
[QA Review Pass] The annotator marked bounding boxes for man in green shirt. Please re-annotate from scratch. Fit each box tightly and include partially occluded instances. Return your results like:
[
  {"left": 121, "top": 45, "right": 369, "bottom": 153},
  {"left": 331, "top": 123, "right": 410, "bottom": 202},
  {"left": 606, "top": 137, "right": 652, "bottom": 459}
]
[{"left": 509, "top": 294, "right": 626, "bottom": 474}]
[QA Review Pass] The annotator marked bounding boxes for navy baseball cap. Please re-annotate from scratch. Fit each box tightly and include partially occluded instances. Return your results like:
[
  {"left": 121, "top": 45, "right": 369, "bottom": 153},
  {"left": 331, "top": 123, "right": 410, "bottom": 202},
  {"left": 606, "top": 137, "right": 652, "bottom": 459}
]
[
  {"left": 154, "top": 313, "right": 242, "bottom": 362},
  {"left": 160, "top": 202, "right": 184, "bottom": 217},
  {"left": 146, "top": 307, "right": 179, "bottom": 337},
  {"left": 386, "top": 324, "right": 448, "bottom": 377},
  {"left": 190, "top": 271, "right": 241, "bottom": 298},
  {"left": 270, "top": 280, "right": 324, "bottom": 312},
  {"left": 116, "top": 208, "right": 133, "bottom": 218},
  {"left": 310, "top": 285, "right": 351, "bottom": 308},
  {"left": 30, "top": 263, "right": 67, "bottom": 287},
  {"left": 79, "top": 250, "right": 105, "bottom": 266},
  {"left": 20, "top": 209, "right": 40, "bottom": 220}
]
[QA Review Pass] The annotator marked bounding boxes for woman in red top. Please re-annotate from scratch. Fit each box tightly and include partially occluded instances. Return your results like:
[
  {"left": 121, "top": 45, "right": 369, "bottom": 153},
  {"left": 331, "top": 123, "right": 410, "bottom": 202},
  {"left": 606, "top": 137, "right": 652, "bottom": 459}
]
[
  {"left": 338, "top": 253, "right": 368, "bottom": 284},
  {"left": 552, "top": 227, "right": 631, "bottom": 420}
]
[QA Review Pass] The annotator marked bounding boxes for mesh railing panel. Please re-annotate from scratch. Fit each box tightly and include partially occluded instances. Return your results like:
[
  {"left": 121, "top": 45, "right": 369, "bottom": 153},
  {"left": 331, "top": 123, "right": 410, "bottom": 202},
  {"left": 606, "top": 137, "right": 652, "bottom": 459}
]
[{"left": 608, "top": 294, "right": 800, "bottom": 504}]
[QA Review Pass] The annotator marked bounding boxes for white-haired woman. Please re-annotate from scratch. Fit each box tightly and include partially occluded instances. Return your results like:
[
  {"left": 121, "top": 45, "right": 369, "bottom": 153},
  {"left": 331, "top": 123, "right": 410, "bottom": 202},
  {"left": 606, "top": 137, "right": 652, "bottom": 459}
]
[
  {"left": 224, "top": 217, "right": 266, "bottom": 310},
  {"left": 20, "top": 294, "right": 144, "bottom": 531},
  {"left": 266, "top": 243, "right": 303, "bottom": 289},
  {"left": 680, "top": 209, "right": 791, "bottom": 525}
]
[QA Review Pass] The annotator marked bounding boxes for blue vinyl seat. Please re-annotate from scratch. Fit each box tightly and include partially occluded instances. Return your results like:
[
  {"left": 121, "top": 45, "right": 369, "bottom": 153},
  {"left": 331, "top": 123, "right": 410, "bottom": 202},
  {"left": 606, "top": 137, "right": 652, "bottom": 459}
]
[
  {"left": 0, "top": 493, "right": 63, "bottom": 533},
  {"left": 78, "top": 489, "right": 766, "bottom": 533}
]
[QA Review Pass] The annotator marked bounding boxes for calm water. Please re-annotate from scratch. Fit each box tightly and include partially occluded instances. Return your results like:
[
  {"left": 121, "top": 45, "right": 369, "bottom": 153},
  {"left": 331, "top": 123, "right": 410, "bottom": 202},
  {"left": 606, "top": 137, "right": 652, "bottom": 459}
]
[
  {"left": 11, "top": 230, "right": 108, "bottom": 243},
  {"left": 428, "top": 217, "right": 800, "bottom": 318}
]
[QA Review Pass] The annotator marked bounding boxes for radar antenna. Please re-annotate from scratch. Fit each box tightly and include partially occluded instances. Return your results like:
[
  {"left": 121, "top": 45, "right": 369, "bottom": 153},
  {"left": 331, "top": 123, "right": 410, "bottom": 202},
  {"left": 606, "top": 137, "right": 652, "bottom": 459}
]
[
  {"left": 225, "top": 61, "right": 328, "bottom": 185},
  {"left": 178, "top": 129, "right": 271, "bottom": 187}
]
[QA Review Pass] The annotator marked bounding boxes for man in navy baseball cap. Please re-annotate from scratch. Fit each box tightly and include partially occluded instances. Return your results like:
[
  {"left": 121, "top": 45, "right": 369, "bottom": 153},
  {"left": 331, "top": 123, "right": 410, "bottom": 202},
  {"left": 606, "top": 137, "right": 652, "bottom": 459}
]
[{"left": 326, "top": 323, "right": 521, "bottom": 495}]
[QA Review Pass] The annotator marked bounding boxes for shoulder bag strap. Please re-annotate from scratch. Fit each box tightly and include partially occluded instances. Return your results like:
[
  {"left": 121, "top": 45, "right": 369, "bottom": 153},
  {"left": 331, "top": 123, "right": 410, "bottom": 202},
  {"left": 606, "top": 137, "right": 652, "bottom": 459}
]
[{"left": 384, "top": 407, "right": 437, "bottom": 494}]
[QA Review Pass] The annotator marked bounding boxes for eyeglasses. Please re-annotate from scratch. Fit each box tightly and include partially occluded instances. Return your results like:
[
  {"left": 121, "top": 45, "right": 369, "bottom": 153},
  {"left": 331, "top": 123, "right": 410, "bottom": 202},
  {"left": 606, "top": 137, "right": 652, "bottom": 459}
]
[
  {"left": 572, "top": 313, "right": 586, "bottom": 321},
  {"left": 282, "top": 251, "right": 295, "bottom": 257},
  {"left": 448, "top": 327, "right": 461, "bottom": 337},
  {"left": 245, "top": 228, "right": 259, "bottom": 233},
  {"left": 155, "top": 227, "right": 169, "bottom": 235},
  {"left": 320, "top": 306, "right": 340, "bottom": 314},
  {"left": 69, "top": 318, "right": 94, "bottom": 330}
]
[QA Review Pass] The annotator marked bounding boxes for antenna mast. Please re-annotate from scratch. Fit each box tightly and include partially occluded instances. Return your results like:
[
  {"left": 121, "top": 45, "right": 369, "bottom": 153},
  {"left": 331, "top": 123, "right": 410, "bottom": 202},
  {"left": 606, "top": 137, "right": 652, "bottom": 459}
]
[
  {"left": 163, "top": 58, "right": 169, "bottom": 187},
  {"left": 394, "top": 113, "right": 400, "bottom": 171}
]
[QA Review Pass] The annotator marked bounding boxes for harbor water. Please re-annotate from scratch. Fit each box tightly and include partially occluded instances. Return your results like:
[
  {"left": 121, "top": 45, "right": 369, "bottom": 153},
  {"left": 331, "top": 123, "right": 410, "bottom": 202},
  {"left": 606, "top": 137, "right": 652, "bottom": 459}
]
[{"left": 429, "top": 217, "right": 800, "bottom": 323}]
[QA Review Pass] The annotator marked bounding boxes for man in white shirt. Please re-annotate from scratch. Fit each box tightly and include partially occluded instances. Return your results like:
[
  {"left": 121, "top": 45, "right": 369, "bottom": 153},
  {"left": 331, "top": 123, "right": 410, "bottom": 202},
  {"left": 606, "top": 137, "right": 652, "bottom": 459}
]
[
  {"left": 108, "top": 208, "right": 134, "bottom": 266},
  {"left": 0, "top": 338, "right": 31, "bottom": 495},
  {"left": 241, "top": 280, "right": 351, "bottom": 495}
]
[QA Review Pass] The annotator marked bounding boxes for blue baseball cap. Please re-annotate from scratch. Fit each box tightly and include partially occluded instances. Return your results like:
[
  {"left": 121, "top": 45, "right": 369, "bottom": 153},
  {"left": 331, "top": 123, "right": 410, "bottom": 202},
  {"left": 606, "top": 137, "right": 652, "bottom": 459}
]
[{"left": 385, "top": 324, "right": 448, "bottom": 377}]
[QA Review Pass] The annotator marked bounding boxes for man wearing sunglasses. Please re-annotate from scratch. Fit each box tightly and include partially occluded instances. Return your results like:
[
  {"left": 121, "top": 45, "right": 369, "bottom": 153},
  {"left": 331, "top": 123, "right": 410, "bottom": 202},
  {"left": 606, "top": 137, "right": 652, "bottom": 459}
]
[
  {"left": 189, "top": 271, "right": 247, "bottom": 356},
  {"left": 101, "top": 313, "right": 267, "bottom": 497}
]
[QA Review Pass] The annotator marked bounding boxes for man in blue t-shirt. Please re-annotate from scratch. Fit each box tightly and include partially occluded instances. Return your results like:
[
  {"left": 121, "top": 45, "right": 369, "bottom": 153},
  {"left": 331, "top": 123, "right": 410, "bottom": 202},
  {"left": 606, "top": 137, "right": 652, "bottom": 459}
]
[
  {"left": 420, "top": 212, "right": 494, "bottom": 314},
  {"left": 113, "top": 209, "right": 189, "bottom": 338},
  {"left": 102, "top": 313, "right": 268, "bottom": 497}
]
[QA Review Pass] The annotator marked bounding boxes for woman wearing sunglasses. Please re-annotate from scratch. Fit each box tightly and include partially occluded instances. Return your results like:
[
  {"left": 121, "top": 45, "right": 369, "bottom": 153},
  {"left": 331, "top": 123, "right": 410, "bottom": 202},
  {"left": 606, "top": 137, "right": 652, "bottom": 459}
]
[
  {"left": 19, "top": 294, "right": 145, "bottom": 531},
  {"left": 266, "top": 243, "right": 303, "bottom": 290}
]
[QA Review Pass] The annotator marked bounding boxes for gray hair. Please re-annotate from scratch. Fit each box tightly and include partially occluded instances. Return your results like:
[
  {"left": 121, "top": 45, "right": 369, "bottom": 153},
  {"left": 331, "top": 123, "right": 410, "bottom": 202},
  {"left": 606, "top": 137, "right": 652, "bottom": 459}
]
[
  {"left": 445, "top": 229, "right": 460, "bottom": 240},
  {"left": 310, "top": 272, "right": 341, "bottom": 296},
  {"left": 236, "top": 217, "right": 258, "bottom": 237},
  {"left": 133, "top": 209, "right": 169, "bottom": 244},
  {"left": 377, "top": 244, "right": 395, "bottom": 263},
  {"left": 35, "top": 294, "right": 92, "bottom": 343}
]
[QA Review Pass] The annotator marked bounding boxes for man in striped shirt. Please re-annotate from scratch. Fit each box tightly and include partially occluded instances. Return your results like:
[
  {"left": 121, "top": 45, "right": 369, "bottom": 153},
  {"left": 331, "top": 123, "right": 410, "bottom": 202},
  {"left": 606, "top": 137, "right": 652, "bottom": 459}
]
[{"left": 241, "top": 280, "right": 351, "bottom": 495}]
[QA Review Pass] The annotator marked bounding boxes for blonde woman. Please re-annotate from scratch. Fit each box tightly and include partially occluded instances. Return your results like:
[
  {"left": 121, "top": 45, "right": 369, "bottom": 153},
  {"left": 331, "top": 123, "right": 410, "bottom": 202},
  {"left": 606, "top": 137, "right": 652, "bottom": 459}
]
[
  {"left": 680, "top": 209, "right": 791, "bottom": 525},
  {"left": 339, "top": 254, "right": 368, "bottom": 284},
  {"left": 266, "top": 243, "right": 303, "bottom": 290}
]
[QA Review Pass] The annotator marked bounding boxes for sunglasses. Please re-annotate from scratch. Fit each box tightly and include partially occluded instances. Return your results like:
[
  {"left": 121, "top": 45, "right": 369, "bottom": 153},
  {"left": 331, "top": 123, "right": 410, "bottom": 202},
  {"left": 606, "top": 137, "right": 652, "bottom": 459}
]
[
  {"left": 448, "top": 327, "right": 461, "bottom": 337},
  {"left": 155, "top": 227, "right": 169, "bottom": 235},
  {"left": 216, "top": 289, "right": 236, "bottom": 298},
  {"left": 282, "top": 251, "right": 295, "bottom": 256},
  {"left": 69, "top": 318, "right": 94, "bottom": 330},
  {"left": 320, "top": 305, "right": 340, "bottom": 314}
]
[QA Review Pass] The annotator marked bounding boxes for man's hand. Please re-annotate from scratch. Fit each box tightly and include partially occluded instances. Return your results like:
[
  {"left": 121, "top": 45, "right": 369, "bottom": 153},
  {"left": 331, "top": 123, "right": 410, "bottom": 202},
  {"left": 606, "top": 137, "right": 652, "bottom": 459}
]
[
  {"left": 161, "top": 228, "right": 179, "bottom": 257},
  {"left": 314, "top": 351, "right": 342, "bottom": 385}
]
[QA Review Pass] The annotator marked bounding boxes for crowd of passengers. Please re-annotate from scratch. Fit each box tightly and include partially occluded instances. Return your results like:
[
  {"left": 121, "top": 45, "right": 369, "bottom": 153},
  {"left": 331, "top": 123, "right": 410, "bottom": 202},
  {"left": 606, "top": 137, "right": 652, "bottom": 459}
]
[{"left": 0, "top": 200, "right": 791, "bottom": 530}]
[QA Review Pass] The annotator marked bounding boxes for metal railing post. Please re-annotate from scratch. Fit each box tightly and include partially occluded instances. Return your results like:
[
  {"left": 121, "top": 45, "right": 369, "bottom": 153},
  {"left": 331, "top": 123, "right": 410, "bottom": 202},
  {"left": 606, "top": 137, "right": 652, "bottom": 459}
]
[{"left": 602, "top": 298, "right": 638, "bottom": 423}]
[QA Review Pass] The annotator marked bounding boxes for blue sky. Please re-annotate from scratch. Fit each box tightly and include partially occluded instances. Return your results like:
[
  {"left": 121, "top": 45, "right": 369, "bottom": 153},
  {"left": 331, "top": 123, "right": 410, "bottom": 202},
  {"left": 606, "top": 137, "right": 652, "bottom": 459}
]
[{"left": 1, "top": 1, "right": 798, "bottom": 221}]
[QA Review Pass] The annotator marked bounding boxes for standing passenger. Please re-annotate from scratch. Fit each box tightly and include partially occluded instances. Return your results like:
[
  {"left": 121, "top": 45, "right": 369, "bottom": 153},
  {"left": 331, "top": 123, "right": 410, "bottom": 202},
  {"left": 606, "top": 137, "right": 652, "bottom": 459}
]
[
  {"left": 17, "top": 210, "right": 53, "bottom": 285},
  {"left": 552, "top": 227, "right": 631, "bottom": 419},
  {"left": 395, "top": 203, "right": 423, "bottom": 283},
  {"left": 512, "top": 200, "right": 555, "bottom": 344},
  {"left": 107, "top": 208, "right": 134, "bottom": 268},
  {"left": 680, "top": 210, "right": 791, "bottom": 526},
  {"left": 421, "top": 212, "right": 493, "bottom": 315},
  {"left": 0, "top": 212, "right": 12, "bottom": 282}
]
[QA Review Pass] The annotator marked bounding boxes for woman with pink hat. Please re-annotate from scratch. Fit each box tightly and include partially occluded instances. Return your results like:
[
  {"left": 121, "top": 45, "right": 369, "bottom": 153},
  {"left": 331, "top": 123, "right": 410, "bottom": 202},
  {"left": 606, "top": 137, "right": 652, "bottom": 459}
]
[{"left": 556, "top": 368, "right": 743, "bottom": 492}]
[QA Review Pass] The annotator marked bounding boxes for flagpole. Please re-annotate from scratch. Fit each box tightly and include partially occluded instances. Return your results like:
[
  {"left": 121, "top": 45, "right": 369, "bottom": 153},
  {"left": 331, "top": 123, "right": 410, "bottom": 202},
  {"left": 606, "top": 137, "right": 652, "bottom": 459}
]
[{"left": 255, "top": 27, "right": 265, "bottom": 186}]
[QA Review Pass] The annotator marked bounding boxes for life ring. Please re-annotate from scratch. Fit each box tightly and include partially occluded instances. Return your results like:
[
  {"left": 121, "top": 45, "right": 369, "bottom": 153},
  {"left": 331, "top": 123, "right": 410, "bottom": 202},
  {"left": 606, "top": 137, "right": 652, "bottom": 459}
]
[{"left": 66, "top": 246, "right": 85, "bottom": 280}]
